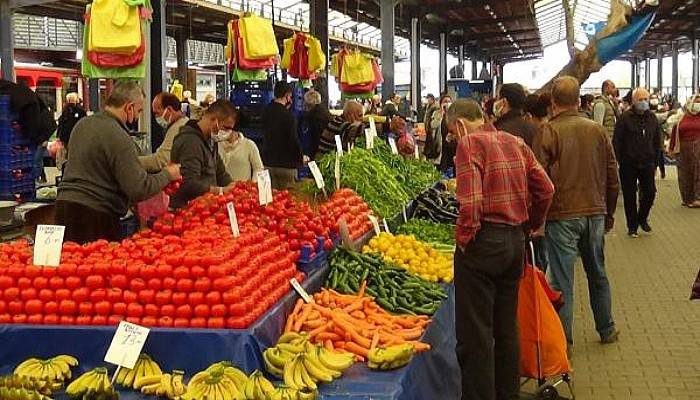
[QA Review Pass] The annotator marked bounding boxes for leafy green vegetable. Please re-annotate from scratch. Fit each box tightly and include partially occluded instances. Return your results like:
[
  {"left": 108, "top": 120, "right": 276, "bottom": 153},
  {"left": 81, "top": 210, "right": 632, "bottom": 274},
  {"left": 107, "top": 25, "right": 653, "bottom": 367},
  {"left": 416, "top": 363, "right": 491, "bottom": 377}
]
[{"left": 397, "top": 218, "right": 456, "bottom": 247}]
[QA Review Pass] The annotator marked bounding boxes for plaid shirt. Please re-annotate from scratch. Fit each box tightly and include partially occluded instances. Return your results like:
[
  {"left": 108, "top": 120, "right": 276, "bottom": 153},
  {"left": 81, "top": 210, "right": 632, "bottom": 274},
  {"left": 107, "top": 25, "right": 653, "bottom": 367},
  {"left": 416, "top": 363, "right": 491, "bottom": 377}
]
[{"left": 455, "top": 124, "right": 554, "bottom": 247}]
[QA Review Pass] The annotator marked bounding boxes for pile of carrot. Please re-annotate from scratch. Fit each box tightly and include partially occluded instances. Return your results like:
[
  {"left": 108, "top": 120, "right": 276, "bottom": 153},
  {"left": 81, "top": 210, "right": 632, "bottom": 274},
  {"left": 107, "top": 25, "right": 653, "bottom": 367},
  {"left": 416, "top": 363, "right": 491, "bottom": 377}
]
[{"left": 284, "top": 282, "right": 432, "bottom": 361}]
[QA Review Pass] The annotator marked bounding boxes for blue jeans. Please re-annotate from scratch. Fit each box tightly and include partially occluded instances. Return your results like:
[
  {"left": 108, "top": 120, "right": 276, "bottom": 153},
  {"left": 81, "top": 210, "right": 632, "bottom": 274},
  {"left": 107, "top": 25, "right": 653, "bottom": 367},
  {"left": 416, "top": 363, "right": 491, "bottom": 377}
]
[{"left": 546, "top": 215, "right": 616, "bottom": 344}]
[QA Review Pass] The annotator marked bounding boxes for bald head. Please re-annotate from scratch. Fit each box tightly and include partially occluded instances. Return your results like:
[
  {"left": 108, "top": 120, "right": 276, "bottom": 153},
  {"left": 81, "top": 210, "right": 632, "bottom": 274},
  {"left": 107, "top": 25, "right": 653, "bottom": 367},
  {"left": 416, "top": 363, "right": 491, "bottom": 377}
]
[
  {"left": 551, "top": 76, "right": 581, "bottom": 109},
  {"left": 343, "top": 100, "right": 364, "bottom": 123}
]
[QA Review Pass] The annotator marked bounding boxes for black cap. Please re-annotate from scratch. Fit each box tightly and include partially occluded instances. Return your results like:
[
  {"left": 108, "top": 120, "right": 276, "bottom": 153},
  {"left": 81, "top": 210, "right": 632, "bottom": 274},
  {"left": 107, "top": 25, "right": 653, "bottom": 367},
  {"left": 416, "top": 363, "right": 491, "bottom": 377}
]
[
  {"left": 426, "top": 93, "right": 436, "bottom": 100},
  {"left": 498, "top": 83, "right": 526, "bottom": 109}
]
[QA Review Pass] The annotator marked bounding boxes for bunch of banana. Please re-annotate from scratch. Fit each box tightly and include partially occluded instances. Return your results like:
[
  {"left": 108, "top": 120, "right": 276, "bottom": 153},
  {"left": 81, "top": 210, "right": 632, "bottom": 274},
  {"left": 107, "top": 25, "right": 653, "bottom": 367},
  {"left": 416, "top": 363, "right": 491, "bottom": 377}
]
[
  {"left": 114, "top": 353, "right": 162, "bottom": 389},
  {"left": 137, "top": 370, "right": 186, "bottom": 399},
  {"left": 269, "top": 386, "right": 317, "bottom": 400},
  {"left": 367, "top": 343, "right": 415, "bottom": 370},
  {"left": 204, "top": 362, "right": 248, "bottom": 390},
  {"left": 182, "top": 366, "right": 246, "bottom": 400},
  {"left": 64, "top": 367, "right": 119, "bottom": 399},
  {"left": 13, "top": 355, "right": 78, "bottom": 386},
  {"left": 241, "top": 370, "right": 275, "bottom": 400},
  {"left": 0, "top": 374, "right": 55, "bottom": 399},
  {"left": 263, "top": 332, "right": 354, "bottom": 383}
]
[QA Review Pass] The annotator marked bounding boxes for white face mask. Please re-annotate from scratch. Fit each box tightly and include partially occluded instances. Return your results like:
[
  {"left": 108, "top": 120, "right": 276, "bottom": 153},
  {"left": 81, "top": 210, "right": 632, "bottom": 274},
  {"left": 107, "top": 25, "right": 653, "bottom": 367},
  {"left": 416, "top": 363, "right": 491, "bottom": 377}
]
[
  {"left": 691, "top": 103, "right": 700, "bottom": 115},
  {"left": 213, "top": 120, "right": 234, "bottom": 142},
  {"left": 155, "top": 108, "right": 169, "bottom": 129}
]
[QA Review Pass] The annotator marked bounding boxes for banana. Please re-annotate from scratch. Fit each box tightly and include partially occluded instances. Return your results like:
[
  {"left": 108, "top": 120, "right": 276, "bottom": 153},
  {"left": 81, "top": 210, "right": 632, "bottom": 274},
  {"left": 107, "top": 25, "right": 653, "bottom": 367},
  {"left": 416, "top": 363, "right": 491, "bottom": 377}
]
[
  {"left": 50, "top": 359, "right": 71, "bottom": 381},
  {"left": 52, "top": 355, "right": 79, "bottom": 367},
  {"left": 134, "top": 374, "right": 162, "bottom": 389},
  {"left": 263, "top": 348, "right": 290, "bottom": 370},
  {"left": 296, "top": 357, "right": 318, "bottom": 390},
  {"left": 148, "top": 357, "right": 163, "bottom": 376},
  {"left": 13, "top": 358, "right": 41, "bottom": 374},
  {"left": 263, "top": 352, "right": 284, "bottom": 378},
  {"left": 223, "top": 366, "right": 248, "bottom": 390},
  {"left": 297, "top": 388, "right": 318, "bottom": 400},
  {"left": 65, "top": 370, "right": 94, "bottom": 396},
  {"left": 122, "top": 365, "right": 137, "bottom": 388},
  {"left": 317, "top": 348, "right": 355, "bottom": 371},
  {"left": 243, "top": 375, "right": 256, "bottom": 399},
  {"left": 283, "top": 357, "right": 301, "bottom": 390},
  {"left": 256, "top": 374, "right": 276, "bottom": 398},
  {"left": 302, "top": 354, "right": 335, "bottom": 383},
  {"left": 277, "top": 342, "right": 306, "bottom": 354},
  {"left": 277, "top": 332, "right": 303, "bottom": 344}
]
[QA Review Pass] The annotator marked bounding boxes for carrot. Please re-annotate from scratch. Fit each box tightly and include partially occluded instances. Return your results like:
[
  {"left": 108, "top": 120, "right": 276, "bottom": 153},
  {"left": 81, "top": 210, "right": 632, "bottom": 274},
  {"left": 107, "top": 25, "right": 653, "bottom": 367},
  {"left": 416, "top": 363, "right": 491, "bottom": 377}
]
[
  {"left": 350, "top": 310, "right": 367, "bottom": 320},
  {"left": 285, "top": 299, "right": 304, "bottom": 332},
  {"left": 357, "top": 280, "right": 367, "bottom": 298},
  {"left": 397, "top": 327, "right": 424, "bottom": 340},
  {"left": 344, "top": 341, "right": 370, "bottom": 358},
  {"left": 316, "top": 332, "right": 342, "bottom": 341},
  {"left": 370, "top": 330, "right": 380, "bottom": 349},
  {"left": 334, "top": 341, "right": 346, "bottom": 349},
  {"left": 293, "top": 305, "right": 312, "bottom": 332},
  {"left": 409, "top": 341, "right": 432, "bottom": 352},
  {"left": 343, "top": 298, "right": 364, "bottom": 313},
  {"left": 308, "top": 321, "right": 332, "bottom": 338},
  {"left": 322, "top": 290, "right": 331, "bottom": 306},
  {"left": 332, "top": 315, "right": 372, "bottom": 348},
  {"left": 302, "top": 319, "right": 326, "bottom": 329},
  {"left": 310, "top": 303, "right": 334, "bottom": 318},
  {"left": 308, "top": 310, "right": 321, "bottom": 320}
]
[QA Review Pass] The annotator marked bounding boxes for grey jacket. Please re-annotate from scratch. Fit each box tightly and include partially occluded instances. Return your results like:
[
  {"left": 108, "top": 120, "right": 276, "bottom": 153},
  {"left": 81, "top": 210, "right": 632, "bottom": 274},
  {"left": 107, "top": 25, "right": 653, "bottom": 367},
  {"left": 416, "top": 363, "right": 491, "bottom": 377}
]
[
  {"left": 169, "top": 120, "right": 232, "bottom": 209},
  {"left": 58, "top": 111, "right": 171, "bottom": 216}
]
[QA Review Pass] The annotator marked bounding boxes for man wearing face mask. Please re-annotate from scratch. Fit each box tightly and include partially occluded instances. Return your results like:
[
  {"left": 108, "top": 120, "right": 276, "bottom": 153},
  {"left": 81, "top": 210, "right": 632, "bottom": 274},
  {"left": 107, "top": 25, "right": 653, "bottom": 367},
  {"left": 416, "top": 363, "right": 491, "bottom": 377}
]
[
  {"left": 217, "top": 108, "right": 264, "bottom": 182},
  {"left": 139, "top": 92, "right": 188, "bottom": 173},
  {"left": 593, "top": 80, "right": 620, "bottom": 140},
  {"left": 613, "top": 87, "right": 663, "bottom": 237},
  {"left": 169, "top": 100, "right": 235, "bottom": 209},
  {"left": 56, "top": 80, "right": 182, "bottom": 244},
  {"left": 261, "top": 81, "right": 303, "bottom": 190},
  {"left": 494, "top": 83, "right": 537, "bottom": 148}
]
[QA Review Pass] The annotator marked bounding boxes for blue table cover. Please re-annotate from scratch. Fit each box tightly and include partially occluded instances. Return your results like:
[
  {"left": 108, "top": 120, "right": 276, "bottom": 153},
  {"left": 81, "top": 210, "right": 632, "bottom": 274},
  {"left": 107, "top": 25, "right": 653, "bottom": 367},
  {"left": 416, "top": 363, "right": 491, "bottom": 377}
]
[{"left": 0, "top": 268, "right": 459, "bottom": 399}]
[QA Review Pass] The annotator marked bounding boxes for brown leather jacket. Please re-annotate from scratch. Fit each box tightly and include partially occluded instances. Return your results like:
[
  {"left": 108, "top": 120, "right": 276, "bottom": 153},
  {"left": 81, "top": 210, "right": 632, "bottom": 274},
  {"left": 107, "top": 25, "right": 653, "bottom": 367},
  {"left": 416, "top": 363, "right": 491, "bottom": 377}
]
[{"left": 533, "top": 109, "right": 620, "bottom": 221}]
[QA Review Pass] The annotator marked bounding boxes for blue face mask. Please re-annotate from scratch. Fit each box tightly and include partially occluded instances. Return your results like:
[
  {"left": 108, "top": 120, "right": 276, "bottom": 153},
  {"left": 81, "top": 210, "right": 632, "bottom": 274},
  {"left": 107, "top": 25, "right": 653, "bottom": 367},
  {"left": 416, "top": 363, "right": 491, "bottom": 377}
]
[{"left": 634, "top": 101, "right": 650, "bottom": 113}]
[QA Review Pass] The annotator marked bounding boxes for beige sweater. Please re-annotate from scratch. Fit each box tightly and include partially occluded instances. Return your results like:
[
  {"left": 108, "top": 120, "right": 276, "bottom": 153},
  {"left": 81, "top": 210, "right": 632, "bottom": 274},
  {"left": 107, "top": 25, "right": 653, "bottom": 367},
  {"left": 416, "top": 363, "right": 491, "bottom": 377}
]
[
  {"left": 218, "top": 137, "right": 264, "bottom": 182},
  {"left": 139, "top": 116, "right": 189, "bottom": 173}
]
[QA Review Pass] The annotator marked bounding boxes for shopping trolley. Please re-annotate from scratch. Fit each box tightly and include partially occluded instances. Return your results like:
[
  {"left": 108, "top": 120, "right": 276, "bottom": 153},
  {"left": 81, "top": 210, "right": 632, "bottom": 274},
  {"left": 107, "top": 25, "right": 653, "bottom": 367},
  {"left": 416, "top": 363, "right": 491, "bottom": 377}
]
[{"left": 518, "top": 243, "right": 575, "bottom": 400}]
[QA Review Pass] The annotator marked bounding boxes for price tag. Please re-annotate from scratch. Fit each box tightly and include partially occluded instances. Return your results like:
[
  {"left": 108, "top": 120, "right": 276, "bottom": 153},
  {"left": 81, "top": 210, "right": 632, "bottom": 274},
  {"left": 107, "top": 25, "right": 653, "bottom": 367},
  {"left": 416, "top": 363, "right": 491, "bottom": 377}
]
[
  {"left": 382, "top": 218, "right": 390, "bottom": 233},
  {"left": 402, "top": 205, "right": 408, "bottom": 223},
  {"left": 226, "top": 202, "right": 240, "bottom": 238},
  {"left": 307, "top": 161, "right": 325, "bottom": 190},
  {"left": 369, "top": 116, "right": 377, "bottom": 138},
  {"left": 290, "top": 278, "right": 314, "bottom": 303},
  {"left": 388, "top": 137, "right": 399, "bottom": 154},
  {"left": 364, "top": 128, "right": 374, "bottom": 149},
  {"left": 33, "top": 225, "right": 65, "bottom": 267},
  {"left": 104, "top": 321, "right": 150, "bottom": 369},
  {"left": 414, "top": 145, "right": 420, "bottom": 159},
  {"left": 367, "top": 215, "right": 381, "bottom": 235},
  {"left": 256, "top": 170, "right": 272, "bottom": 205},
  {"left": 334, "top": 153, "right": 341, "bottom": 190},
  {"left": 334, "top": 135, "right": 343, "bottom": 156}
]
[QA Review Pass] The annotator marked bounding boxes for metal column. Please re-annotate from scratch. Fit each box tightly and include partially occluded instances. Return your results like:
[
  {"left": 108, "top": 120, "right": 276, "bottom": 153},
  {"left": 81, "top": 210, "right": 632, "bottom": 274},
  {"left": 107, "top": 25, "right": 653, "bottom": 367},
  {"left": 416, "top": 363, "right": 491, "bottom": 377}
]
[
  {"left": 656, "top": 47, "right": 663, "bottom": 94},
  {"left": 141, "top": 18, "right": 152, "bottom": 153},
  {"left": 644, "top": 58, "right": 651, "bottom": 90},
  {"left": 0, "top": 0, "right": 14, "bottom": 82},
  {"left": 310, "top": 0, "right": 329, "bottom": 107},
  {"left": 175, "top": 31, "right": 189, "bottom": 89},
  {"left": 457, "top": 44, "right": 464, "bottom": 78},
  {"left": 471, "top": 59, "right": 477, "bottom": 80},
  {"left": 410, "top": 16, "right": 421, "bottom": 112},
  {"left": 380, "top": 0, "right": 395, "bottom": 100},
  {"left": 631, "top": 59, "right": 639, "bottom": 88},
  {"left": 671, "top": 41, "right": 678, "bottom": 102},
  {"left": 150, "top": 0, "right": 167, "bottom": 151},
  {"left": 692, "top": 35, "right": 699, "bottom": 93},
  {"left": 439, "top": 32, "right": 447, "bottom": 94}
]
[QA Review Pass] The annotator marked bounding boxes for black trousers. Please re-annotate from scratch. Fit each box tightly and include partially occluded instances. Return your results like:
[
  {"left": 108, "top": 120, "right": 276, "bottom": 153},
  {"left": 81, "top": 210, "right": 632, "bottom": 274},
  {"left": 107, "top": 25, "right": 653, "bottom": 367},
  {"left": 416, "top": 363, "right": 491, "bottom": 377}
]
[
  {"left": 55, "top": 200, "right": 120, "bottom": 244},
  {"left": 619, "top": 164, "right": 656, "bottom": 233},
  {"left": 455, "top": 223, "right": 525, "bottom": 400}
]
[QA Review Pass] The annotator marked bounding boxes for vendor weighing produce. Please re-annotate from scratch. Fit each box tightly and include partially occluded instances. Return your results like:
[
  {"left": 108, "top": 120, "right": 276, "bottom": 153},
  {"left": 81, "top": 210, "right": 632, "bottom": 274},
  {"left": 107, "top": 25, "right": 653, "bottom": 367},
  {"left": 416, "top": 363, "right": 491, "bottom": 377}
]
[{"left": 56, "top": 80, "right": 181, "bottom": 244}]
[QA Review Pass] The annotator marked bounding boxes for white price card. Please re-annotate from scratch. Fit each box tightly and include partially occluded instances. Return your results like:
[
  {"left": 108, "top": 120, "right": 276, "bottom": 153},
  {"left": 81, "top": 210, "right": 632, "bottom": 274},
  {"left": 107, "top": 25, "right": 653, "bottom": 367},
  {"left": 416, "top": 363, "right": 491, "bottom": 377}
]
[
  {"left": 369, "top": 116, "right": 377, "bottom": 138},
  {"left": 307, "top": 161, "right": 325, "bottom": 190},
  {"left": 334, "top": 135, "right": 343, "bottom": 156},
  {"left": 402, "top": 205, "right": 408, "bottom": 223},
  {"left": 104, "top": 321, "right": 150, "bottom": 369},
  {"left": 334, "top": 154, "right": 341, "bottom": 190},
  {"left": 382, "top": 218, "right": 390, "bottom": 233},
  {"left": 414, "top": 145, "right": 420, "bottom": 159},
  {"left": 388, "top": 137, "right": 399, "bottom": 154},
  {"left": 33, "top": 225, "right": 65, "bottom": 267},
  {"left": 256, "top": 170, "right": 273, "bottom": 205},
  {"left": 290, "top": 278, "right": 314, "bottom": 303},
  {"left": 364, "top": 128, "right": 374, "bottom": 149},
  {"left": 226, "top": 202, "right": 240, "bottom": 238},
  {"left": 368, "top": 215, "right": 381, "bottom": 235}
]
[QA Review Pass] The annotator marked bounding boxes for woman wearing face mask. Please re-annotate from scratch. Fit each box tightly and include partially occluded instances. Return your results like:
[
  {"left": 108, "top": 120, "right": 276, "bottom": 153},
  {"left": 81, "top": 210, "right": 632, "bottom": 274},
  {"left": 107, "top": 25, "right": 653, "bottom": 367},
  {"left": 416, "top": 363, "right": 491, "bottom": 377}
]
[
  {"left": 139, "top": 92, "right": 189, "bottom": 173},
  {"left": 669, "top": 94, "right": 700, "bottom": 207},
  {"left": 169, "top": 100, "right": 236, "bottom": 209},
  {"left": 429, "top": 94, "right": 455, "bottom": 174},
  {"left": 217, "top": 126, "right": 264, "bottom": 182}
]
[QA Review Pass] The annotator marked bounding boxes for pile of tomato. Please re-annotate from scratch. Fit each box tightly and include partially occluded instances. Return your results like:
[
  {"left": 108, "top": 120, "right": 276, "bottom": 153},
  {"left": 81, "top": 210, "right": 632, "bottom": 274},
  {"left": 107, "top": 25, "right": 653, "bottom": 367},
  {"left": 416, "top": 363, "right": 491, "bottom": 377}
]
[
  {"left": 0, "top": 226, "right": 303, "bottom": 329},
  {"left": 318, "top": 189, "right": 374, "bottom": 241}
]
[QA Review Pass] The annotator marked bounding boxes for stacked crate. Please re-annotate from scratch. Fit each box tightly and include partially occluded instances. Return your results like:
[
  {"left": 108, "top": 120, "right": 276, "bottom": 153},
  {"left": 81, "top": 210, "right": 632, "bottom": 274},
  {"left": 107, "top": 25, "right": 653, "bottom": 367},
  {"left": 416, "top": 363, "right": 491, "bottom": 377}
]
[{"left": 0, "top": 95, "right": 36, "bottom": 201}]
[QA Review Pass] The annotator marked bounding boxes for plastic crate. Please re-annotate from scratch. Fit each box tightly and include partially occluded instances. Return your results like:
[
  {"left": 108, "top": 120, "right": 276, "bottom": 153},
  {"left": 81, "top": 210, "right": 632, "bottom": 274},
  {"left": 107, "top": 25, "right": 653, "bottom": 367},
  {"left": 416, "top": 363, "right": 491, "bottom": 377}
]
[
  {"left": 0, "top": 145, "right": 34, "bottom": 170},
  {"left": 231, "top": 88, "right": 274, "bottom": 108},
  {"left": 0, "top": 189, "right": 35, "bottom": 202},
  {"left": 0, "top": 169, "right": 34, "bottom": 193},
  {"left": 231, "top": 79, "right": 274, "bottom": 92}
]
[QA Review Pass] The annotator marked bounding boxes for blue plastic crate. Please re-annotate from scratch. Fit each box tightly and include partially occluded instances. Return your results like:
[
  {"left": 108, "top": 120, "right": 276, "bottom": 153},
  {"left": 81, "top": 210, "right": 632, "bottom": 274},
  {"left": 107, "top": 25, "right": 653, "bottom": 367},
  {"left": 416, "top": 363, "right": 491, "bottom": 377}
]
[
  {"left": 0, "top": 145, "right": 34, "bottom": 170},
  {"left": 0, "top": 169, "right": 34, "bottom": 194},
  {"left": 0, "top": 189, "right": 35, "bottom": 202},
  {"left": 0, "top": 122, "right": 30, "bottom": 146},
  {"left": 231, "top": 88, "right": 274, "bottom": 108}
]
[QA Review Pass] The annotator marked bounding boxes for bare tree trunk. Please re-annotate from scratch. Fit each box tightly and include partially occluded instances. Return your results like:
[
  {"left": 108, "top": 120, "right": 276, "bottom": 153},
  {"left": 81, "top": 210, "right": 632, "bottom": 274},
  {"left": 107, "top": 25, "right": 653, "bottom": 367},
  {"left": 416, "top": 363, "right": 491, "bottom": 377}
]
[{"left": 537, "top": 0, "right": 633, "bottom": 94}]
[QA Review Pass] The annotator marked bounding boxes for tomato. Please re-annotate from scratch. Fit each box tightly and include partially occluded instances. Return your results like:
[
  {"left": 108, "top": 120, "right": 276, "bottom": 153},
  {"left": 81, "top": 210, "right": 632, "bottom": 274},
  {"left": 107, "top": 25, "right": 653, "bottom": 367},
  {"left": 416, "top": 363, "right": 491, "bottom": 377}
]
[
  {"left": 15, "top": 277, "right": 30, "bottom": 290},
  {"left": 107, "top": 315, "right": 124, "bottom": 325},
  {"left": 122, "top": 290, "right": 138, "bottom": 304},
  {"left": 226, "top": 316, "right": 245, "bottom": 329},
  {"left": 85, "top": 275, "right": 105, "bottom": 290},
  {"left": 94, "top": 301, "right": 111, "bottom": 316},
  {"left": 76, "top": 315, "right": 92, "bottom": 325},
  {"left": 173, "top": 318, "right": 189, "bottom": 328},
  {"left": 144, "top": 304, "right": 159, "bottom": 318},
  {"left": 75, "top": 264, "right": 92, "bottom": 278},
  {"left": 175, "top": 304, "right": 192, "bottom": 319},
  {"left": 159, "top": 304, "right": 175, "bottom": 318},
  {"left": 189, "top": 317, "right": 206, "bottom": 328},
  {"left": 30, "top": 276, "right": 47, "bottom": 290},
  {"left": 205, "top": 291, "right": 221, "bottom": 306},
  {"left": 58, "top": 300, "right": 77, "bottom": 315},
  {"left": 8, "top": 300, "right": 23, "bottom": 314},
  {"left": 125, "top": 264, "right": 140, "bottom": 280},
  {"left": 72, "top": 288, "right": 90, "bottom": 304},
  {"left": 20, "top": 288, "right": 37, "bottom": 301},
  {"left": 141, "top": 316, "right": 157, "bottom": 327},
  {"left": 0, "top": 300, "right": 5, "bottom": 314},
  {"left": 3, "top": 287, "right": 19, "bottom": 301},
  {"left": 157, "top": 316, "right": 173, "bottom": 327},
  {"left": 112, "top": 302, "right": 127, "bottom": 315},
  {"left": 43, "top": 314, "right": 59, "bottom": 325},
  {"left": 172, "top": 292, "right": 188, "bottom": 306},
  {"left": 193, "top": 278, "right": 211, "bottom": 292},
  {"left": 147, "top": 278, "right": 162, "bottom": 291},
  {"left": 78, "top": 302, "right": 94, "bottom": 315},
  {"left": 126, "top": 303, "right": 144, "bottom": 318},
  {"left": 0, "top": 276, "right": 14, "bottom": 290},
  {"left": 213, "top": 277, "right": 235, "bottom": 292},
  {"left": 64, "top": 276, "right": 81, "bottom": 290},
  {"left": 87, "top": 289, "right": 105, "bottom": 303},
  {"left": 42, "top": 300, "right": 58, "bottom": 314},
  {"left": 91, "top": 315, "right": 108, "bottom": 326},
  {"left": 193, "top": 304, "right": 210, "bottom": 318},
  {"left": 106, "top": 288, "right": 123, "bottom": 303},
  {"left": 187, "top": 292, "right": 205, "bottom": 306},
  {"left": 162, "top": 277, "right": 177, "bottom": 290},
  {"left": 228, "top": 303, "right": 245, "bottom": 317},
  {"left": 53, "top": 288, "right": 70, "bottom": 302},
  {"left": 12, "top": 314, "right": 28, "bottom": 324},
  {"left": 154, "top": 290, "right": 172, "bottom": 306},
  {"left": 24, "top": 299, "right": 43, "bottom": 315},
  {"left": 109, "top": 275, "right": 128, "bottom": 289},
  {"left": 207, "top": 317, "right": 225, "bottom": 329},
  {"left": 190, "top": 266, "right": 206, "bottom": 279},
  {"left": 125, "top": 317, "right": 141, "bottom": 325},
  {"left": 210, "top": 304, "right": 227, "bottom": 318},
  {"left": 176, "top": 279, "right": 193, "bottom": 293},
  {"left": 138, "top": 290, "right": 155, "bottom": 304}
]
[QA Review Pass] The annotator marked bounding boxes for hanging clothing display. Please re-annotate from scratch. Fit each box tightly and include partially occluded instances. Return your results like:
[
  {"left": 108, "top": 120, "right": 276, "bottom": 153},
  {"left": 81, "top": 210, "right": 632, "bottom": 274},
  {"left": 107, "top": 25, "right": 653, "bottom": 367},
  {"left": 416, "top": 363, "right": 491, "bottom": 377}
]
[
  {"left": 238, "top": 14, "right": 279, "bottom": 59},
  {"left": 280, "top": 32, "right": 326, "bottom": 80},
  {"left": 225, "top": 16, "right": 278, "bottom": 83},
  {"left": 331, "top": 48, "right": 382, "bottom": 98}
]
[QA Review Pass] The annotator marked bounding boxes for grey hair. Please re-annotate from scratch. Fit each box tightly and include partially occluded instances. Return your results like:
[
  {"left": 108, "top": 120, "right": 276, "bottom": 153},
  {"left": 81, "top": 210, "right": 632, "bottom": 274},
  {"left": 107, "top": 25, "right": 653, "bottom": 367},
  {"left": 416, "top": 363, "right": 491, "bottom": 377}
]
[
  {"left": 105, "top": 80, "right": 145, "bottom": 107},
  {"left": 304, "top": 90, "right": 322, "bottom": 110}
]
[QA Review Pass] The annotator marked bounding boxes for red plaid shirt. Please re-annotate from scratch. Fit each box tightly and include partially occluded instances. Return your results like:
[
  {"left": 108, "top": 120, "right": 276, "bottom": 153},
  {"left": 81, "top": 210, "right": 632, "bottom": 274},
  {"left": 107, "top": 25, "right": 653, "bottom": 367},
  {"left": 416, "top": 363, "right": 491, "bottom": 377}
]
[{"left": 455, "top": 124, "right": 554, "bottom": 247}]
